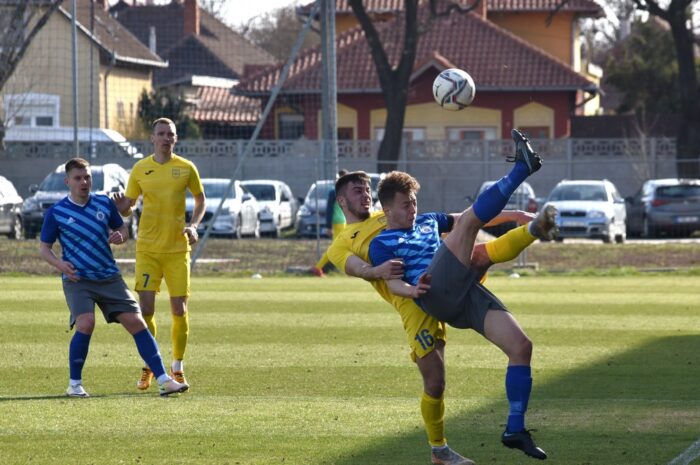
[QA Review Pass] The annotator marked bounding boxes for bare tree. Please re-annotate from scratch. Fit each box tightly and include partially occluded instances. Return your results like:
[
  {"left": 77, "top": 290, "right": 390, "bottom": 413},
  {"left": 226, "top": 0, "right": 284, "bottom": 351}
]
[
  {"left": 348, "top": 0, "right": 479, "bottom": 172},
  {"left": 632, "top": 0, "right": 699, "bottom": 177},
  {"left": 0, "top": 0, "right": 65, "bottom": 146}
]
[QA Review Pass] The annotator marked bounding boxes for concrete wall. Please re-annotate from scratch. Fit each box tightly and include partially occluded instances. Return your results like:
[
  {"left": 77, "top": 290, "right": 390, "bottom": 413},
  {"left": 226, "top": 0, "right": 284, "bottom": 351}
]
[{"left": 0, "top": 138, "right": 678, "bottom": 213}]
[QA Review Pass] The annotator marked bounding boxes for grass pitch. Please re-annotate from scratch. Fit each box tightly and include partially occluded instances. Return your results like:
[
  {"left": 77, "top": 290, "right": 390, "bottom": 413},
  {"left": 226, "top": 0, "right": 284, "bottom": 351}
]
[{"left": 0, "top": 275, "right": 698, "bottom": 465}]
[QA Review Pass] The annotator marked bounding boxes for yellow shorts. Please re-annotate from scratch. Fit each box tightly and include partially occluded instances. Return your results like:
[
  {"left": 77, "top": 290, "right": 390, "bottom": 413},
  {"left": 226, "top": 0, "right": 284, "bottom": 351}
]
[
  {"left": 134, "top": 251, "right": 190, "bottom": 297},
  {"left": 394, "top": 298, "right": 447, "bottom": 362}
]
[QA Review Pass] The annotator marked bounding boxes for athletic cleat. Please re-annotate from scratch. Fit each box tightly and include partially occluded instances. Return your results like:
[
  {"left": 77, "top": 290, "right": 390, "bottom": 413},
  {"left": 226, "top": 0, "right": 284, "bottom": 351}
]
[
  {"left": 171, "top": 370, "right": 190, "bottom": 391},
  {"left": 530, "top": 205, "right": 559, "bottom": 241},
  {"left": 508, "top": 129, "right": 542, "bottom": 175},
  {"left": 159, "top": 378, "right": 189, "bottom": 397},
  {"left": 502, "top": 429, "right": 548, "bottom": 460},
  {"left": 431, "top": 445, "right": 476, "bottom": 465},
  {"left": 137, "top": 367, "right": 153, "bottom": 391},
  {"left": 66, "top": 383, "right": 89, "bottom": 398}
]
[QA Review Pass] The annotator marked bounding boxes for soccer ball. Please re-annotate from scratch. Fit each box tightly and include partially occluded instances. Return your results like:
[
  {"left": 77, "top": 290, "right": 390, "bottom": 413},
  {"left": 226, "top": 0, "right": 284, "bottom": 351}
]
[{"left": 432, "top": 68, "right": 476, "bottom": 111}]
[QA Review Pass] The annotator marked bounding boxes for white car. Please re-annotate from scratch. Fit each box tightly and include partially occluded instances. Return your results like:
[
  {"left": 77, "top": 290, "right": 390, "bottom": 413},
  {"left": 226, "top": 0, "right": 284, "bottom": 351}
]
[
  {"left": 544, "top": 179, "right": 627, "bottom": 243},
  {"left": 241, "top": 180, "right": 299, "bottom": 237},
  {"left": 186, "top": 179, "right": 260, "bottom": 239}
]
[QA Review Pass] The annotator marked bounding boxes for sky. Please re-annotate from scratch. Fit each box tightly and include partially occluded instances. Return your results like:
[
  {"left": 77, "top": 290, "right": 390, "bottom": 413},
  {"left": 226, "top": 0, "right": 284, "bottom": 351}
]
[{"left": 223, "top": 0, "right": 301, "bottom": 28}]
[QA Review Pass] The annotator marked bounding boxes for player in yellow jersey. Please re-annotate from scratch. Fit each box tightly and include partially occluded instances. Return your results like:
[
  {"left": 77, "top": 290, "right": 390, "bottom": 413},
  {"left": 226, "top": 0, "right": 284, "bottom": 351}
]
[
  {"left": 327, "top": 171, "right": 556, "bottom": 465},
  {"left": 113, "top": 118, "right": 206, "bottom": 391}
]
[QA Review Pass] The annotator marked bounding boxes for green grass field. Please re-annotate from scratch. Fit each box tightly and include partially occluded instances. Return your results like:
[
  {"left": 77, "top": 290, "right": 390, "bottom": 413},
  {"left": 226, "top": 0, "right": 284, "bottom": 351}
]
[{"left": 1, "top": 275, "right": 698, "bottom": 465}]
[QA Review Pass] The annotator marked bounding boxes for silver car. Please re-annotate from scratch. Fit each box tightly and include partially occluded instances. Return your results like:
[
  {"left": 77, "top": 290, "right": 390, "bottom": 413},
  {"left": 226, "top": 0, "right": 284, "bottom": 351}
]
[
  {"left": 241, "top": 180, "right": 299, "bottom": 237},
  {"left": 544, "top": 179, "right": 627, "bottom": 243},
  {"left": 186, "top": 179, "right": 260, "bottom": 239},
  {"left": 626, "top": 178, "right": 700, "bottom": 238},
  {"left": 21, "top": 163, "right": 136, "bottom": 239}
]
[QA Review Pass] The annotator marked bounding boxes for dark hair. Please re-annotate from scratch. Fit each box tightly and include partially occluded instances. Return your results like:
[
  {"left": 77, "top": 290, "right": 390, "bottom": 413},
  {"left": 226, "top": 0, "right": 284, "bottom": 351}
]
[
  {"left": 338, "top": 169, "right": 348, "bottom": 177},
  {"left": 335, "top": 171, "right": 370, "bottom": 196},
  {"left": 377, "top": 171, "right": 420, "bottom": 206},
  {"left": 65, "top": 157, "right": 90, "bottom": 174},
  {"left": 152, "top": 117, "right": 176, "bottom": 131}
]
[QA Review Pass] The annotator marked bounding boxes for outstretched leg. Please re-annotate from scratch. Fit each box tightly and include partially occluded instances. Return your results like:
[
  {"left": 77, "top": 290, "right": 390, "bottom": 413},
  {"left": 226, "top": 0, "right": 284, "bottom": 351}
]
[
  {"left": 483, "top": 310, "right": 547, "bottom": 460},
  {"left": 444, "top": 130, "right": 543, "bottom": 268}
]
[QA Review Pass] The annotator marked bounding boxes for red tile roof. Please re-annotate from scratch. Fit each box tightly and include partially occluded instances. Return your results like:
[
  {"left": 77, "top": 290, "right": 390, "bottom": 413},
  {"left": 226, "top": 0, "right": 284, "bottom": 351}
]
[
  {"left": 240, "top": 6, "right": 594, "bottom": 94},
  {"left": 192, "top": 86, "right": 261, "bottom": 124},
  {"left": 300, "top": 0, "right": 602, "bottom": 15}
]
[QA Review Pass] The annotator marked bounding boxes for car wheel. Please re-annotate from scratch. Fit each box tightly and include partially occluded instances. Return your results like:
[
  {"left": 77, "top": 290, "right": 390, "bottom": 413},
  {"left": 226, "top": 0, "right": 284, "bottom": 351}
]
[
  {"left": 615, "top": 231, "right": 626, "bottom": 244},
  {"left": 602, "top": 229, "right": 614, "bottom": 243},
  {"left": 8, "top": 216, "right": 23, "bottom": 240}
]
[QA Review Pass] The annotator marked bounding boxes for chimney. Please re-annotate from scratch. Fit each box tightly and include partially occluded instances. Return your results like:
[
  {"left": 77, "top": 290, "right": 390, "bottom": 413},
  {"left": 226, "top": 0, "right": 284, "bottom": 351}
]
[
  {"left": 475, "top": 0, "right": 487, "bottom": 19},
  {"left": 148, "top": 26, "right": 157, "bottom": 53},
  {"left": 183, "top": 0, "right": 200, "bottom": 37}
]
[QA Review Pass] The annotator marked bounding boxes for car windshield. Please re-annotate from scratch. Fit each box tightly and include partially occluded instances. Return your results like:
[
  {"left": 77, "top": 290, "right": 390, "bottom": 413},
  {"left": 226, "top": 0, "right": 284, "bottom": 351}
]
[
  {"left": 244, "top": 184, "right": 276, "bottom": 201},
  {"left": 306, "top": 182, "right": 333, "bottom": 202},
  {"left": 39, "top": 169, "right": 104, "bottom": 192},
  {"left": 656, "top": 184, "right": 700, "bottom": 198},
  {"left": 549, "top": 184, "right": 607, "bottom": 202},
  {"left": 197, "top": 181, "right": 235, "bottom": 199}
]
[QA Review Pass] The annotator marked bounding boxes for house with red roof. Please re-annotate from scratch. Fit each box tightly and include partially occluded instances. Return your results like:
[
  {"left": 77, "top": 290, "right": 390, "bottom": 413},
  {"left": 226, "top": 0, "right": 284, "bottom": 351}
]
[
  {"left": 0, "top": 0, "right": 165, "bottom": 138},
  {"left": 238, "top": 0, "right": 603, "bottom": 141},
  {"left": 111, "top": 0, "right": 275, "bottom": 138}
]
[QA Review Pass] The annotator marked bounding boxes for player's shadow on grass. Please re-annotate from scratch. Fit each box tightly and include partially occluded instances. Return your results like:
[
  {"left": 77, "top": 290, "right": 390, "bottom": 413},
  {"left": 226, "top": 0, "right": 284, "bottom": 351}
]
[{"left": 330, "top": 334, "right": 700, "bottom": 465}]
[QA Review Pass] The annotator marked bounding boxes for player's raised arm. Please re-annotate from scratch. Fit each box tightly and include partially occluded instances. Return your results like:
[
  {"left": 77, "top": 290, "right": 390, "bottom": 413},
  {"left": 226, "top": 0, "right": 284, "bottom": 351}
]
[{"left": 345, "top": 255, "right": 404, "bottom": 281}]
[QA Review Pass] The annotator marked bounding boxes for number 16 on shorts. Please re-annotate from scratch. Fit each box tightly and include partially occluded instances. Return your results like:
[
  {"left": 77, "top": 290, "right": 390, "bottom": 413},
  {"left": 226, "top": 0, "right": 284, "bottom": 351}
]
[{"left": 415, "top": 329, "right": 435, "bottom": 350}]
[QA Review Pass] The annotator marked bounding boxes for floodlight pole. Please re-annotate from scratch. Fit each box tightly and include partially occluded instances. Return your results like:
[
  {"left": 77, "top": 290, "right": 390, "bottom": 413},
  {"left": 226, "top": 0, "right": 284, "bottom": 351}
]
[
  {"left": 71, "top": 0, "right": 79, "bottom": 157},
  {"left": 320, "top": 0, "right": 338, "bottom": 181},
  {"left": 190, "top": 1, "right": 322, "bottom": 268}
]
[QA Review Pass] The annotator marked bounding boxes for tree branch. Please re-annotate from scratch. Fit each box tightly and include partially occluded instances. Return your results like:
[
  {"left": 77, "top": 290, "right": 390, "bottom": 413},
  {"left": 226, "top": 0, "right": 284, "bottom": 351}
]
[
  {"left": 348, "top": 0, "right": 394, "bottom": 89},
  {"left": 0, "top": 0, "right": 65, "bottom": 91}
]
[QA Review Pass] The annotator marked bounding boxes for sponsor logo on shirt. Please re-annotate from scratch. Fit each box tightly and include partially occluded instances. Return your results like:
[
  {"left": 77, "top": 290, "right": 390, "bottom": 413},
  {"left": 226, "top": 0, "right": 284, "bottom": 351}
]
[
  {"left": 145, "top": 170, "right": 154, "bottom": 175},
  {"left": 67, "top": 217, "right": 76, "bottom": 224}
]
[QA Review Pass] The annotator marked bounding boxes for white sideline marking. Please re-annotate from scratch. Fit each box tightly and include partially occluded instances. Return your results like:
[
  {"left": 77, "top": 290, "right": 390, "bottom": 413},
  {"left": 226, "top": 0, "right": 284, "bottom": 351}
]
[{"left": 668, "top": 437, "right": 700, "bottom": 465}]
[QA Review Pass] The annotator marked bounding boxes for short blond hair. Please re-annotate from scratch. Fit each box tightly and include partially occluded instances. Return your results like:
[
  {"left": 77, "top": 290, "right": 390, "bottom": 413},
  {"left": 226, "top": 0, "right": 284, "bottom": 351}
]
[{"left": 151, "top": 117, "right": 175, "bottom": 132}]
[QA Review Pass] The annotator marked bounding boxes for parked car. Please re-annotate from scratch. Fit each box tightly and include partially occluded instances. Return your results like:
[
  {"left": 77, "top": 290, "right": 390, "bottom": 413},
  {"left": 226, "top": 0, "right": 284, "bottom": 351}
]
[
  {"left": 625, "top": 178, "right": 700, "bottom": 238},
  {"left": 474, "top": 181, "right": 538, "bottom": 236},
  {"left": 241, "top": 180, "right": 298, "bottom": 237},
  {"left": 0, "top": 175, "right": 23, "bottom": 240},
  {"left": 295, "top": 180, "right": 334, "bottom": 238},
  {"left": 21, "top": 163, "right": 136, "bottom": 239},
  {"left": 544, "top": 179, "right": 627, "bottom": 243},
  {"left": 5, "top": 126, "right": 143, "bottom": 159},
  {"left": 186, "top": 179, "right": 260, "bottom": 239}
]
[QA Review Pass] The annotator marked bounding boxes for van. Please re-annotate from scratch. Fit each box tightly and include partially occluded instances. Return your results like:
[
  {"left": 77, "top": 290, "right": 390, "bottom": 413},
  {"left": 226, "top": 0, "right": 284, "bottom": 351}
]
[{"left": 4, "top": 126, "right": 143, "bottom": 159}]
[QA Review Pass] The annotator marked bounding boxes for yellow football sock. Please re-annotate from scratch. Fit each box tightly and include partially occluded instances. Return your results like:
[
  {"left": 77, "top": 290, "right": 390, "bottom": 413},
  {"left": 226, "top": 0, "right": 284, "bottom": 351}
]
[
  {"left": 143, "top": 313, "right": 157, "bottom": 338},
  {"left": 421, "top": 392, "right": 446, "bottom": 447},
  {"left": 171, "top": 313, "right": 189, "bottom": 361},
  {"left": 485, "top": 224, "right": 536, "bottom": 264}
]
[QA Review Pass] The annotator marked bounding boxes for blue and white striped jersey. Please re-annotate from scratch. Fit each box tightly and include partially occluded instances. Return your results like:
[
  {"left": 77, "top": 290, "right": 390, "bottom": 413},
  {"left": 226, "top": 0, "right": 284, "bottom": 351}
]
[
  {"left": 369, "top": 212, "right": 451, "bottom": 285},
  {"left": 40, "top": 194, "right": 123, "bottom": 280}
]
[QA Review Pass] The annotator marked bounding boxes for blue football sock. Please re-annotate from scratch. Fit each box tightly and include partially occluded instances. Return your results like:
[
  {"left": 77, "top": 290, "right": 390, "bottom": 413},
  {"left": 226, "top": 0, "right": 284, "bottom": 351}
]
[
  {"left": 68, "top": 331, "right": 91, "bottom": 381},
  {"left": 133, "top": 329, "right": 167, "bottom": 379},
  {"left": 472, "top": 161, "right": 530, "bottom": 223},
  {"left": 505, "top": 365, "right": 532, "bottom": 433}
]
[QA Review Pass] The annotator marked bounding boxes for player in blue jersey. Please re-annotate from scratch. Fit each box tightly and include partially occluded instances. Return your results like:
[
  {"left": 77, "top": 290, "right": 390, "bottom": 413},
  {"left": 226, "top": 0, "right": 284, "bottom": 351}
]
[
  {"left": 39, "top": 158, "right": 188, "bottom": 398},
  {"left": 369, "top": 135, "right": 556, "bottom": 461}
]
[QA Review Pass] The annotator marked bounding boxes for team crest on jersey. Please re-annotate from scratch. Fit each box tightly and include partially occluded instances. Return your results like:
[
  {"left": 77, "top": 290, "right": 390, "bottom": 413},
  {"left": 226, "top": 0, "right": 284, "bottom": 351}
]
[
  {"left": 172, "top": 168, "right": 181, "bottom": 178},
  {"left": 95, "top": 210, "right": 106, "bottom": 221},
  {"left": 420, "top": 224, "right": 433, "bottom": 234}
]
